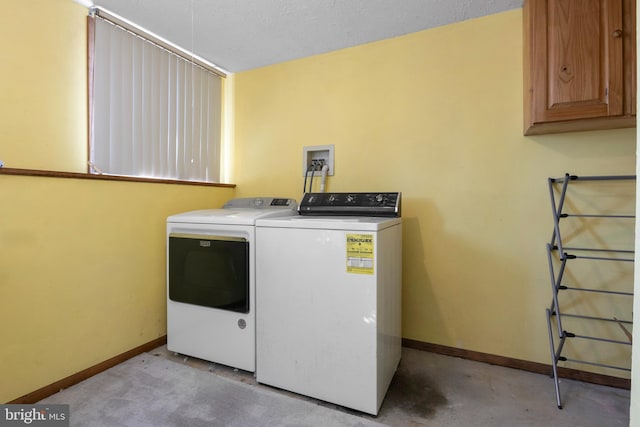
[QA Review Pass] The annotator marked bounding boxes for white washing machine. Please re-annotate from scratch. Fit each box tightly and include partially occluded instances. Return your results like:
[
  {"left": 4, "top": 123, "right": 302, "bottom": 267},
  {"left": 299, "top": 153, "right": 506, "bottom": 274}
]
[
  {"left": 255, "top": 192, "right": 402, "bottom": 415},
  {"left": 166, "top": 197, "right": 296, "bottom": 372}
]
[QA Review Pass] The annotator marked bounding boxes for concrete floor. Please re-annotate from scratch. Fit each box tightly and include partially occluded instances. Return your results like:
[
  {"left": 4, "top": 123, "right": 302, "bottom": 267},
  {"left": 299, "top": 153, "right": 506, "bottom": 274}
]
[{"left": 156, "top": 345, "right": 630, "bottom": 427}]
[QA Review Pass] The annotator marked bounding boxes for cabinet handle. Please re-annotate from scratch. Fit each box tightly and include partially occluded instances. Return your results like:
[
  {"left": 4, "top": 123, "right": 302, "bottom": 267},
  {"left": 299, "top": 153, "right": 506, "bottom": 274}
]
[{"left": 612, "top": 29, "right": 623, "bottom": 38}]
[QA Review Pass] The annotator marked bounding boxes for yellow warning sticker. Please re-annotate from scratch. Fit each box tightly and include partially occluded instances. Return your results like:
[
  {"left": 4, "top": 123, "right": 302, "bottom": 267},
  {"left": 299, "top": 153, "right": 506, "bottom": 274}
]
[{"left": 346, "top": 234, "right": 374, "bottom": 275}]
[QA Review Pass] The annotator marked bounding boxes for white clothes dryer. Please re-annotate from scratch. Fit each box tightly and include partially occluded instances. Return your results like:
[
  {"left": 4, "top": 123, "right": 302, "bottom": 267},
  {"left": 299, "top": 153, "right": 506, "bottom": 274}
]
[
  {"left": 166, "top": 197, "right": 296, "bottom": 372},
  {"left": 255, "top": 192, "right": 402, "bottom": 415}
]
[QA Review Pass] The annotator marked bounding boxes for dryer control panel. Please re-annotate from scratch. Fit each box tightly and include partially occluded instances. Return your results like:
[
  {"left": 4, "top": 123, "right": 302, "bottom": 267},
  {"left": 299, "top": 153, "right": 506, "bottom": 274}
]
[
  {"left": 223, "top": 197, "right": 297, "bottom": 210},
  {"left": 298, "top": 192, "right": 401, "bottom": 217}
]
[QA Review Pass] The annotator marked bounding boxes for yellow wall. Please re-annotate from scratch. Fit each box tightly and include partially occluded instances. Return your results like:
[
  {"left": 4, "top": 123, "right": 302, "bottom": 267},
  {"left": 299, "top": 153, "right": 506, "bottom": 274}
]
[
  {"left": 0, "top": 0, "right": 234, "bottom": 402},
  {"left": 232, "top": 10, "right": 636, "bottom": 374},
  {"left": 0, "top": 176, "right": 233, "bottom": 402},
  {"left": 0, "top": 0, "right": 87, "bottom": 172}
]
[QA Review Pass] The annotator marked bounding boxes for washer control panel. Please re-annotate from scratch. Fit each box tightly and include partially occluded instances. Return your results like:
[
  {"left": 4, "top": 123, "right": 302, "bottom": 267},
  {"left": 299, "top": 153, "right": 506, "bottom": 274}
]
[{"left": 298, "top": 192, "right": 401, "bottom": 217}]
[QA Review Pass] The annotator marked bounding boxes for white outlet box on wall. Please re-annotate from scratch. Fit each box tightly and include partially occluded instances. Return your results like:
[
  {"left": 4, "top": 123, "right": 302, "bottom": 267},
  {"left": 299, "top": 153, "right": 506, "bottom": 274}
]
[{"left": 302, "top": 144, "right": 334, "bottom": 176}]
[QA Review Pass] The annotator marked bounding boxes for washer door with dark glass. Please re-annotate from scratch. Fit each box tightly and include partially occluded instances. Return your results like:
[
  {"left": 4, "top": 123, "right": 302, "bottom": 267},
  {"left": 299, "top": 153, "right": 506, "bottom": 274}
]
[{"left": 169, "top": 234, "right": 249, "bottom": 313}]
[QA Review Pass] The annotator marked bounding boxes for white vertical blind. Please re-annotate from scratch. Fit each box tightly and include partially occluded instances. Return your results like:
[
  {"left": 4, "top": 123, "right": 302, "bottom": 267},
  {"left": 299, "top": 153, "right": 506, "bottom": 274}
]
[{"left": 90, "top": 16, "right": 222, "bottom": 182}]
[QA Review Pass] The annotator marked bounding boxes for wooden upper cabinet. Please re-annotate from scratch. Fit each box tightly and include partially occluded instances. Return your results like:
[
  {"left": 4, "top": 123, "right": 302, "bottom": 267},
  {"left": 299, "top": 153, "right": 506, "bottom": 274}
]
[{"left": 523, "top": 0, "right": 636, "bottom": 135}]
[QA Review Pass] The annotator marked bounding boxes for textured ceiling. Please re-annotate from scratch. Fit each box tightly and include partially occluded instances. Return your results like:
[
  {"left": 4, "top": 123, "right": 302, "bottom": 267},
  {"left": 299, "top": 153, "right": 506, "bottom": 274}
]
[{"left": 81, "top": 0, "right": 523, "bottom": 73}]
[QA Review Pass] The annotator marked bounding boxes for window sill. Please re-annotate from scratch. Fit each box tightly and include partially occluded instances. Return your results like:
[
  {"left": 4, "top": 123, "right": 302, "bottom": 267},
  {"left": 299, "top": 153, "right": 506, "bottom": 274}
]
[{"left": 0, "top": 167, "right": 236, "bottom": 188}]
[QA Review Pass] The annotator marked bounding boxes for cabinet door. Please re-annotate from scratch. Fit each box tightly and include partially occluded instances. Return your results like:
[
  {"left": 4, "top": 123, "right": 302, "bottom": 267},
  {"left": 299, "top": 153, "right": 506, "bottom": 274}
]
[{"left": 524, "top": 0, "right": 633, "bottom": 134}]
